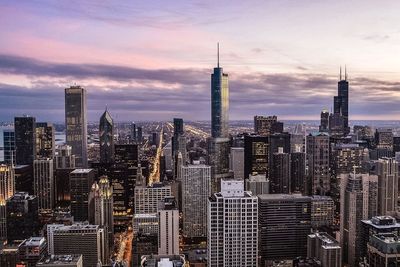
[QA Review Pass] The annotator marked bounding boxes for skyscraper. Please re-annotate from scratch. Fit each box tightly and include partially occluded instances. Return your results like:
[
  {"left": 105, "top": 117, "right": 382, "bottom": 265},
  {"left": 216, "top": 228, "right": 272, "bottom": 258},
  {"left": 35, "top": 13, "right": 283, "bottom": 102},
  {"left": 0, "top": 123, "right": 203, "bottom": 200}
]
[
  {"left": 33, "top": 158, "right": 54, "bottom": 210},
  {"left": 130, "top": 122, "right": 136, "bottom": 143},
  {"left": 158, "top": 196, "right": 179, "bottom": 255},
  {"left": 337, "top": 68, "right": 349, "bottom": 135},
  {"left": 211, "top": 44, "right": 229, "bottom": 138},
  {"left": 65, "top": 86, "right": 88, "bottom": 168},
  {"left": 14, "top": 116, "right": 36, "bottom": 165},
  {"left": 376, "top": 158, "right": 398, "bottom": 216},
  {"left": 99, "top": 108, "right": 114, "bottom": 164},
  {"left": 208, "top": 180, "right": 258, "bottom": 267},
  {"left": 70, "top": 169, "right": 95, "bottom": 221},
  {"left": 137, "top": 126, "right": 143, "bottom": 143},
  {"left": 181, "top": 164, "right": 211, "bottom": 238},
  {"left": 340, "top": 172, "right": 378, "bottom": 267},
  {"left": 89, "top": 176, "right": 114, "bottom": 251},
  {"left": 258, "top": 194, "right": 312, "bottom": 264},
  {"left": 0, "top": 127, "right": 15, "bottom": 164},
  {"left": 54, "top": 145, "right": 75, "bottom": 205},
  {"left": 35, "top": 122, "right": 55, "bottom": 159},
  {"left": 270, "top": 147, "right": 290, "bottom": 194},
  {"left": 0, "top": 164, "right": 14, "bottom": 241},
  {"left": 290, "top": 151, "right": 306, "bottom": 194},
  {"left": 172, "top": 118, "right": 187, "bottom": 180},
  {"left": 306, "top": 132, "right": 330, "bottom": 195}
]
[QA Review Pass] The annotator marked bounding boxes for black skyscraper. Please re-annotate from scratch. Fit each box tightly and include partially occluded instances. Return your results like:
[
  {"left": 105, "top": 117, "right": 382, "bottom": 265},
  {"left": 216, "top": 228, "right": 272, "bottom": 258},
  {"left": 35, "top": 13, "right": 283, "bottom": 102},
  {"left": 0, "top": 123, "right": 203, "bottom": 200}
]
[
  {"left": 258, "top": 194, "right": 311, "bottom": 265},
  {"left": 332, "top": 68, "right": 349, "bottom": 135},
  {"left": 290, "top": 152, "right": 306, "bottom": 194},
  {"left": 14, "top": 116, "right": 36, "bottom": 165},
  {"left": 99, "top": 108, "right": 114, "bottom": 164},
  {"left": 70, "top": 169, "right": 95, "bottom": 221}
]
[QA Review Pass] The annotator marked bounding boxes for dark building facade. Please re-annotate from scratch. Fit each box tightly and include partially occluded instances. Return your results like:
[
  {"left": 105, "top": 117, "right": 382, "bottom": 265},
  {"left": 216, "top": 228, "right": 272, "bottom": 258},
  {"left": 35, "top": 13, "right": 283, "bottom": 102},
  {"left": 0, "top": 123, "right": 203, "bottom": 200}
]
[
  {"left": 70, "top": 169, "right": 95, "bottom": 221},
  {"left": 319, "top": 109, "right": 329, "bottom": 132},
  {"left": 270, "top": 150, "right": 290, "bottom": 194},
  {"left": 258, "top": 194, "right": 312, "bottom": 265},
  {"left": 65, "top": 86, "right": 88, "bottom": 168},
  {"left": 290, "top": 152, "right": 306, "bottom": 194},
  {"left": 6, "top": 192, "right": 39, "bottom": 242},
  {"left": 14, "top": 116, "right": 36, "bottom": 165},
  {"left": 99, "top": 109, "right": 114, "bottom": 164}
]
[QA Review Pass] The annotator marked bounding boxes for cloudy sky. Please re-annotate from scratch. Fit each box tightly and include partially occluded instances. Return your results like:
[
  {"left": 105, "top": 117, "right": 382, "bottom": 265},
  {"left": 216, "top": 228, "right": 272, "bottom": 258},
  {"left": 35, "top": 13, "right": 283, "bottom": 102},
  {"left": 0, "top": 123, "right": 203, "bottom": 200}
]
[{"left": 1, "top": 0, "right": 400, "bottom": 122}]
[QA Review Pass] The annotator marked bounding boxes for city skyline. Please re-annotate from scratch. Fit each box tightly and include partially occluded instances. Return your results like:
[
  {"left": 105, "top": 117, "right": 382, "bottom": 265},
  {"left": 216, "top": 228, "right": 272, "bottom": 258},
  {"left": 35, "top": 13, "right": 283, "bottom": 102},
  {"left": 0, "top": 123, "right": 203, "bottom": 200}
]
[{"left": 1, "top": 1, "right": 400, "bottom": 121}]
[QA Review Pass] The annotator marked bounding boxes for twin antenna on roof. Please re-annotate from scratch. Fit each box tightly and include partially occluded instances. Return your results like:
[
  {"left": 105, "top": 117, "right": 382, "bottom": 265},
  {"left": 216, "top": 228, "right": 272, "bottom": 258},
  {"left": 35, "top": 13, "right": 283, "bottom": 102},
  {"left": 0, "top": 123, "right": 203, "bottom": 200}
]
[
  {"left": 217, "top": 42, "right": 220, "bottom": 68},
  {"left": 339, "top": 65, "right": 348, "bottom": 81}
]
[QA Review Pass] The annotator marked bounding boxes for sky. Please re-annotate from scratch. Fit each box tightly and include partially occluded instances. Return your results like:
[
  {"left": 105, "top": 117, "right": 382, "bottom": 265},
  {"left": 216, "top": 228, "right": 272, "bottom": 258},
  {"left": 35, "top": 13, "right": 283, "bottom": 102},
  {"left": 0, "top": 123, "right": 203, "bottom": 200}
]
[{"left": 1, "top": 0, "right": 400, "bottom": 122}]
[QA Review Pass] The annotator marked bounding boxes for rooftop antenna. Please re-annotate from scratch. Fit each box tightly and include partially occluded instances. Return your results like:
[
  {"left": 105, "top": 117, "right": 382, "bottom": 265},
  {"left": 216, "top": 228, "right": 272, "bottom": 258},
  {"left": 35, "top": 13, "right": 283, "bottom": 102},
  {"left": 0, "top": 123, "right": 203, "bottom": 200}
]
[
  {"left": 217, "top": 42, "right": 220, "bottom": 68},
  {"left": 345, "top": 65, "right": 348, "bottom": 80},
  {"left": 339, "top": 66, "right": 342, "bottom": 80}
]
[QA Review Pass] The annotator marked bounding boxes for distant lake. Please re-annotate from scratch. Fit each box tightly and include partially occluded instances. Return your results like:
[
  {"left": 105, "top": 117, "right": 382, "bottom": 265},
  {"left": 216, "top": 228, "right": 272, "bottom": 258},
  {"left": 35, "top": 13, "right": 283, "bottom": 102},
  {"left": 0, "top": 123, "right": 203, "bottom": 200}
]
[{"left": 55, "top": 132, "right": 66, "bottom": 145}]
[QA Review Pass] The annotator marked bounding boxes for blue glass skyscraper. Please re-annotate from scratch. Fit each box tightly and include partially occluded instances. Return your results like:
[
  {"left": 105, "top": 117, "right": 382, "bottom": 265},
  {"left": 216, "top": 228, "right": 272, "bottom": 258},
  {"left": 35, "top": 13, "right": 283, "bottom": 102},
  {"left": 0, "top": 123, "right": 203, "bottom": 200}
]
[{"left": 211, "top": 44, "right": 229, "bottom": 138}]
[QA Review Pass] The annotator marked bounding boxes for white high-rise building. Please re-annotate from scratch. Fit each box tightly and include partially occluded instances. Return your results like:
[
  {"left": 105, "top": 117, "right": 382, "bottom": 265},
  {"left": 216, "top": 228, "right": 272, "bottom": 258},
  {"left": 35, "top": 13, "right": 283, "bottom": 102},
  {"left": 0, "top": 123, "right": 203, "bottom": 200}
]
[
  {"left": 158, "top": 196, "right": 179, "bottom": 255},
  {"left": 134, "top": 183, "right": 172, "bottom": 214},
  {"left": 182, "top": 164, "right": 211, "bottom": 238},
  {"left": 33, "top": 158, "right": 54, "bottom": 210},
  {"left": 133, "top": 182, "right": 172, "bottom": 235},
  {"left": 229, "top": 147, "right": 244, "bottom": 179},
  {"left": 207, "top": 180, "right": 258, "bottom": 267}
]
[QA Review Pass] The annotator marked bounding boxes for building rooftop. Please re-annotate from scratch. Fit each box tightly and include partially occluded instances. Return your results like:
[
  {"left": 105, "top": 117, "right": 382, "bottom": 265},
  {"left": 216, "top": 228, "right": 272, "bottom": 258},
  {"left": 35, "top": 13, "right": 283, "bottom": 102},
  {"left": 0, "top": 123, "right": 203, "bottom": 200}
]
[
  {"left": 70, "top": 168, "right": 93, "bottom": 174},
  {"left": 362, "top": 216, "right": 400, "bottom": 229},
  {"left": 9, "top": 191, "right": 36, "bottom": 201},
  {"left": 309, "top": 232, "right": 340, "bottom": 249},
  {"left": 53, "top": 223, "right": 99, "bottom": 232},
  {"left": 141, "top": 254, "right": 186, "bottom": 267},
  {"left": 258, "top": 193, "right": 311, "bottom": 201},
  {"left": 37, "top": 255, "right": 83, "bottom": 265},
  {"left": 20, "top": 237, "right": 46, "bottom": 247}
]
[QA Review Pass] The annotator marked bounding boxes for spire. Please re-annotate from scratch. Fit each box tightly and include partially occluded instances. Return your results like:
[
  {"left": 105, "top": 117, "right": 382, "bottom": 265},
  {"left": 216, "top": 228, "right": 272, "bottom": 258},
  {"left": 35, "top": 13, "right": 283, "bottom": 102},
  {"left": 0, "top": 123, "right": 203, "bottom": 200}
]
[{"left": 217, "top": 42, "right": 220, "bottom": 68}]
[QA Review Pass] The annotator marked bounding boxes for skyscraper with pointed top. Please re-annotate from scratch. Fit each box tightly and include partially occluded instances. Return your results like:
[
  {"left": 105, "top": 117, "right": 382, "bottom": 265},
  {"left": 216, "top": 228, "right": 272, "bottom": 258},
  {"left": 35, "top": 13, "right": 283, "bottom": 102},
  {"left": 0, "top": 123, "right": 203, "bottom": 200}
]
[
  {"left": 211, "top": 43, "right": 229, "bottom": 138},
  {"left": 99, "top": 108, "right": 114, "bottom": 164}
]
